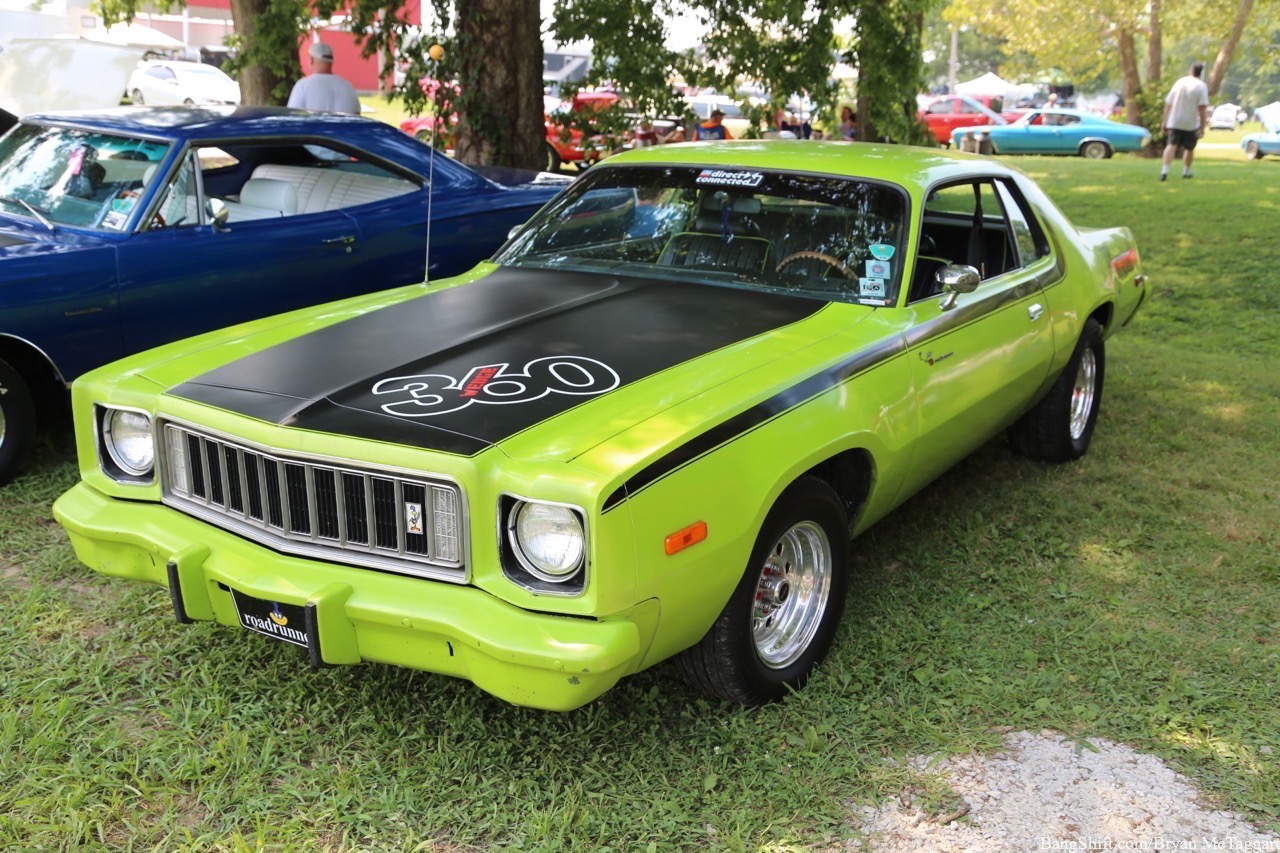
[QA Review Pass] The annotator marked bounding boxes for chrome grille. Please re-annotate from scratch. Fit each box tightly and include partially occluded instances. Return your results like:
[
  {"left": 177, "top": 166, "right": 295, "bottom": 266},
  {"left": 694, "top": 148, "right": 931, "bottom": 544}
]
[{"left": 160, "top": 421, "right": 466, "bottom": 581}]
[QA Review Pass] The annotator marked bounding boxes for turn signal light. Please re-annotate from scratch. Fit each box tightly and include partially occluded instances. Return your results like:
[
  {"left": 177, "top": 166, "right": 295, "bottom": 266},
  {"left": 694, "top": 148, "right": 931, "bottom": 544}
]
[{"left": 664, "top": 521, "right": 708, "bottom": 556}]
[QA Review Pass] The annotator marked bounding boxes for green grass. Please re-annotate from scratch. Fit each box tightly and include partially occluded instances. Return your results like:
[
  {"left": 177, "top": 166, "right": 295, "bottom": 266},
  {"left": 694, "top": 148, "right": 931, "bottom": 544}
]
[{"left": 2, "top": 152, "right": 1278, "bottom": 850}]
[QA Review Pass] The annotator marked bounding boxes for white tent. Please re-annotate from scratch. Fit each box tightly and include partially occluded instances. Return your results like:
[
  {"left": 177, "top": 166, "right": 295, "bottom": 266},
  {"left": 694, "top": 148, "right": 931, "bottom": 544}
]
[
  {"left": 0, "top": 37, "right": 145, "bottom": 115},
  {"left": 955, "top": 72, "right": 1018, "bottom": 98},
  {"left": 85, "top": 22, "right": 185, "bottom": 50}
]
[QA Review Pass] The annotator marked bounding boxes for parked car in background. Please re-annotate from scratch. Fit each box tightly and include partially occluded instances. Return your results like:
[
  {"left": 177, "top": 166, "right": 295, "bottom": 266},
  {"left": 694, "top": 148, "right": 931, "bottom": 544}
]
[
  {"left": 1242, "top": 102, "right": 1280, "bottom": 159},
  {"left": 0, "top": 106, "right": 569, "bottom": 484},
  {"left": 54, "top": 141, "right": 1146, "bottom": 711},
  {"left": 952, "top": 108, "right": 1151, "bottom": 158},
  {"left": 686, "top": 94, "right": 756, "bottom": 138},
  {"left": 127, "top": 60, "right": 241, "bottom": 106},
  {"left": 401, "top": 91, "right": 642, "bottom": 172},
  {"left": 920, "top": 94, "right": 1022, "bottom": 146},
  {"left": 1209, "top": 103, "right": 1244, "bottom": 130}
]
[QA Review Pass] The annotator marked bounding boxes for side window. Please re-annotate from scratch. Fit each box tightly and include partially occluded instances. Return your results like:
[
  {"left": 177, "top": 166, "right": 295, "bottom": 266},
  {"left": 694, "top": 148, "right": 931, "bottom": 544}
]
[
  {"left": 150, "top": 154, "right": 200, "bottom": 229},
  {"left": 960, "top": 101, "right": 981, "bottom": 114},
  {"left": 927, "top": 100, "right": 952, "bottom": 115},
  {"left": 912, "top": 180, "right": 1019, "bottom": 301},
  {"left": 994, "top": 179, "right": 1049, "bottom": 265},
  {"left": 203, "top": 144, "right": 418, "bottom": 223}
]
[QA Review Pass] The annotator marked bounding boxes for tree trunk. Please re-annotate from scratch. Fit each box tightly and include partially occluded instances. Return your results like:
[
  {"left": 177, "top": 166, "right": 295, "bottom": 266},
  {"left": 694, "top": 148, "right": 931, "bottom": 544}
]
[
  {"left": 453, "top": 0, "right": 545, "bottom": 169},
  {"left": 1118, "top": 26, "right": 1143, "bottom": 127},
  {"left": 1146, "top": 0, "right": 1162, "bottom": 83},
  {"left": 228, "top": 0, "right": 299, "bottom": 105},
  {"left": 1207, "top": 0, "right": 1255, "bottom": 97}
]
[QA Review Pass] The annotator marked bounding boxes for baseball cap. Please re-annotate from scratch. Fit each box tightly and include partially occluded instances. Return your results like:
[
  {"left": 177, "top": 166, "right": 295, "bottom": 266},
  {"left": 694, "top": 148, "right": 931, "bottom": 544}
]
[{"left": 309, "top": 41, "right": 334, "bottom": 61}]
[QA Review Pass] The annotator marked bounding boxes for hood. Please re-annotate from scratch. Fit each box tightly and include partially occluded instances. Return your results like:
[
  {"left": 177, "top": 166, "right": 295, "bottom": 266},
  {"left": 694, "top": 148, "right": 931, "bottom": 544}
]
[
  {"left": 165, "top": 267, "right": 829, "bottom": 458},
  {"left": 470, "top": 164, "right": 574, "bottom": 192},
  {"left": 1256, "top": 102, "right": 1280, "bottom": 135}
]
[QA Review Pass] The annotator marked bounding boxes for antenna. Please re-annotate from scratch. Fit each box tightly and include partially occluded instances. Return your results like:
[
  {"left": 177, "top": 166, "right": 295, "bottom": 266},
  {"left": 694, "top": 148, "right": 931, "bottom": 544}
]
[{"left": 424, "top": 43, "right": 445, "bottom": 286}]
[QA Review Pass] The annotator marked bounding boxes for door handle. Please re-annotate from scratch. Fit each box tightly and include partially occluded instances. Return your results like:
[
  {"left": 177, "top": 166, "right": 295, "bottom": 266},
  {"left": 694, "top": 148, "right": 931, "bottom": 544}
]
[
  {"left": 1028, "top": 302, "right": 1044, "bottom": 321},
  {"left": 323, "top": 235, "right": 357, "bottom": 253}
]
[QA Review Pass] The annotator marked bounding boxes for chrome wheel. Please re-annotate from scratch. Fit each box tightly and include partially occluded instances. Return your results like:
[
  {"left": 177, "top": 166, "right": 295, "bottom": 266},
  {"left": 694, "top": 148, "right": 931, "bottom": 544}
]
[
  {"left": 752, "top": 520, "right": 833, "bottom": 669},
  {"left": 0, "top": 405, "right": 6, "bottom": 449},
  {"left": 1069, "top": 347, "right": 1097, "bottom": 440}
]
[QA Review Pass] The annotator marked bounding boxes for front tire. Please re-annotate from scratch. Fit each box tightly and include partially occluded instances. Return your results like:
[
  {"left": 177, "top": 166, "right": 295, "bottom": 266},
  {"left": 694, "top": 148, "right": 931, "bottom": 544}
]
[
  {"left": 131, "top": 89, "right": 145, "bottom": 105},
  {"left": 1080, "top": 141, "right": 1111, "bottom": 159},
  {"left": 1247, "top": 141, "right": 1264, "bottom": 160},
  {"left": 1008, "top": 318, "right": 1105, "bottom": 463},
  {"left": 0, "top": 358, "right": 37, "bottom": 487},
  {"left": 677, "top": 476, "right": 849, "bottom": 705}
]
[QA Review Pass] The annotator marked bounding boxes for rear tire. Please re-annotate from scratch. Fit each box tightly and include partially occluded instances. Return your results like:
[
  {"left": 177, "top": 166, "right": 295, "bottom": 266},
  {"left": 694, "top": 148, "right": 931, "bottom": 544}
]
[
  {"left": 131, "top": 89, "right": 145, "bottom": 105},
  {"left": 1008, "top": 318, "right": 1105, "bottom": 463},
  {"left": 0, "top": 358, "right": 37, "bottom": 487},
  {"left": 676, "top": 476, "right": 849, "bottom": 705},
  {"left": 1247, "top": 141, "right": 1264, "bottom": 160},
  {"left": 544, "top": 142, "right": 562, "bottom": 172},
  {"left": 1080, "top": 140, "right": 1111, "bottom": 159}
]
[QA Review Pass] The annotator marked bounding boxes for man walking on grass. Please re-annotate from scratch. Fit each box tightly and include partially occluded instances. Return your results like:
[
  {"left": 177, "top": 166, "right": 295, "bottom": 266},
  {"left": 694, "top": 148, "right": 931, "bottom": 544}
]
[{"left": 1160, "top": 61, "right": 1209, "bottom": 181}]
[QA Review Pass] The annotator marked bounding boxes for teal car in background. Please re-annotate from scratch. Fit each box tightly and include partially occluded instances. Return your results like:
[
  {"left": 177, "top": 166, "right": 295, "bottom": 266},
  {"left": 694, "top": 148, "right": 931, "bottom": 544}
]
[
  {"left": 1242, "top": 102, "right": 1280, "bottom": 159},
  {"left": 953, "top": 108, "right": 1152, "bottom": 158}
]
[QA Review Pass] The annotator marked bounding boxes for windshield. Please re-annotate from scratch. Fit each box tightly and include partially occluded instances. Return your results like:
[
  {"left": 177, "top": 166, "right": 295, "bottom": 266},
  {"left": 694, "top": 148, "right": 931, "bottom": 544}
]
[
  {"left": 0, "top": 124, "right": 172, "bottom": 230},
  {"left": 495, "top": 165, "right": 908, "bottom": 306}
]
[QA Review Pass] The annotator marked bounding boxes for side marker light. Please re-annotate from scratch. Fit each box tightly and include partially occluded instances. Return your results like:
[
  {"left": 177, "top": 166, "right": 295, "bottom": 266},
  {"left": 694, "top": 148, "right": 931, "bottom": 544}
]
[{"left": 665, "top": 521, "right": 708, "bottom": 556}]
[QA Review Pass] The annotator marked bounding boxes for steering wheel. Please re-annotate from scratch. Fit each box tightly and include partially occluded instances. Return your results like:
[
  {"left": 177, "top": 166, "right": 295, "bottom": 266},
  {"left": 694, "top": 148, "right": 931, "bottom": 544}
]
[{"left": 775, "top": 251, "right": 856, "bottom": 280}]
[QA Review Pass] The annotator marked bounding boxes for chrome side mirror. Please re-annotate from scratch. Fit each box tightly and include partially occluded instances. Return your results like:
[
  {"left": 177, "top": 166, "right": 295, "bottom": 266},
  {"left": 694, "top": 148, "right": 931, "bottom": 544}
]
[
  {"left": 507, "top": 223, "right": 524, "bottom": 240},
  {"left": 207, "top": 198, "right": 229, "bottom": 230},
  {"left": 937, "top": 264, "right": 980, "bottom": 311}
]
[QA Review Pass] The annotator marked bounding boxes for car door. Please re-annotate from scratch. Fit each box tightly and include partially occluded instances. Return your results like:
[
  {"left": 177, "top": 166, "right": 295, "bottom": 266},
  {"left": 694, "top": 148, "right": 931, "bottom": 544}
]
[
  {"left": 896, "top": 178, "right": 1059, "bottom": 498},
  {"left": 113, "top": 146, "right": 370, "bottom": 357}
]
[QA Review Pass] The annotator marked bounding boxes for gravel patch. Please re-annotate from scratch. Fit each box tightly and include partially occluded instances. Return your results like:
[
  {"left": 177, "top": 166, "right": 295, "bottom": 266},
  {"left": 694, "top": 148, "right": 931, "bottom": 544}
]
[{"left": 851, "top": 730, "right": 1280, "bottom": 851}]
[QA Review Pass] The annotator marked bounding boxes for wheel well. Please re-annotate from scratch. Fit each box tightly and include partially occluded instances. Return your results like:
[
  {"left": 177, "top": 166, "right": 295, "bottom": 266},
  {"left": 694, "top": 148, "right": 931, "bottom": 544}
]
[
  {"left": 803, "top": 449, "right": 873, "bottom": 529},
  {"left": 1089, "top": 302, "right": 1114, "bottom": 336},
  {"left": 0, "top": 337, "right": 66, "bottom": 417}
]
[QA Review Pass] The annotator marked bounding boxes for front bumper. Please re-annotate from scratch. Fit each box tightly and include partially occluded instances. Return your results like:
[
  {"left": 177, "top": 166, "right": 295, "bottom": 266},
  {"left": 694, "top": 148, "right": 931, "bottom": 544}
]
[{"left": 54, "top": 482, "right": 655, "bottom": 711}]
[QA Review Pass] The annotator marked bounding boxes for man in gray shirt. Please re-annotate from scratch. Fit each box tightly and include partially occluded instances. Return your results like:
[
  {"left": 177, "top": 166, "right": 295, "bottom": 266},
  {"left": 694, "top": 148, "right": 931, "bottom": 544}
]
[
  {"left": 288, "top": 41, "right": 361, "bottom": 115},
  {"left": 1160, "top": 61, "right": 1209, "bottom": 181}
]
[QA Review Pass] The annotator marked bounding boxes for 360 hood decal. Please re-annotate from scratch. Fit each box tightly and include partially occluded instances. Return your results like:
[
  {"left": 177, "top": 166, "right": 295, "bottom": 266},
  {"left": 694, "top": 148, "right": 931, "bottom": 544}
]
[{"left": 169, "top": 267, "right": 825, "bottom": 455}]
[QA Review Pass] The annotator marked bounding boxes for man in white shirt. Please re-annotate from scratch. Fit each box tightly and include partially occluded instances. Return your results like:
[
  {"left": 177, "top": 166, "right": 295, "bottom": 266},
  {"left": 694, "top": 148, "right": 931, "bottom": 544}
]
[
  {"left": 1160, "top": 61, "right": 1210, "bottom": 181},
  {"left": 288, "top": 41, "right": 361, "bottom": 115}
]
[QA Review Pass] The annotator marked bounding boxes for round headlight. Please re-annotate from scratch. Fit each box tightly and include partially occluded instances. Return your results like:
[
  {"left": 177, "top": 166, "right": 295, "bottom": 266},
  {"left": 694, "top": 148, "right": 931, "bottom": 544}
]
[
  {"left": 510, "top": 501, "right": 584, "bottom": 582},
  {"left": 104, "top": 409, "right": 154, "bottom": 477}
]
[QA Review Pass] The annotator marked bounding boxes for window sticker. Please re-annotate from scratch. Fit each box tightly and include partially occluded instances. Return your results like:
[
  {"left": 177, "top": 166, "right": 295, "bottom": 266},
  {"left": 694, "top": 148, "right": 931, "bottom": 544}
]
[
  {"left": 869, "top": 243, "right": 896, "bottom": 261},
  {"left": 865, "top": 259, "right": 892, "bottom": 279},
  {"left": 859, "top": 277, "right": 887, "bottom": 299},
  {"left": 101, "top": 210, "right": 130, "bottom": 230},
  {"left": 694, "top": 169, "right": 764, "bottom": 188}
]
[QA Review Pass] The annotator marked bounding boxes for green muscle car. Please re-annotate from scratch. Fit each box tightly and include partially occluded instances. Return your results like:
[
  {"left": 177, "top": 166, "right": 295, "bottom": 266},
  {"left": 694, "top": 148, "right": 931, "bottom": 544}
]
[{"left": 54, "top": 141, "right": 1147, "bottom": 711}]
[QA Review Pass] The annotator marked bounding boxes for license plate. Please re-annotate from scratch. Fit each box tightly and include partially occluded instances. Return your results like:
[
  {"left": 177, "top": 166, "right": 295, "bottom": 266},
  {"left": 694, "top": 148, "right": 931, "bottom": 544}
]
[{"left": 231, "top": 590, "right": 310, "bottom": 649}]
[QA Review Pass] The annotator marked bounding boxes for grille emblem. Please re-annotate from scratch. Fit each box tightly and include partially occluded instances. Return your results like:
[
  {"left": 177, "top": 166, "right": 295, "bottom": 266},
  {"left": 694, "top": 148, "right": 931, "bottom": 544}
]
[{"left": 405, "top": 501, "right": 424, "bottom": 535}]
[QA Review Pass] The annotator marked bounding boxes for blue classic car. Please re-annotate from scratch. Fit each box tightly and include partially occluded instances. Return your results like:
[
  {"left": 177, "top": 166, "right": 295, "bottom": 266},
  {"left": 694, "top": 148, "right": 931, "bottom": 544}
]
[
  {"left": 0, "top": 107, "right": 569, "bottom": 484},
  {"left": 1242, "top": 102, "right": 1280, "bottom": 159},
  {"left": 952, "top": 108, "right": 1152, "bottom": 158}
]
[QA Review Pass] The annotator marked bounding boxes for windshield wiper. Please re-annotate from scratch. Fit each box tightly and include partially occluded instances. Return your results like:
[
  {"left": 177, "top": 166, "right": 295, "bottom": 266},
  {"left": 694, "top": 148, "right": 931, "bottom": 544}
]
[{"left": 0, "top": 196, "right": 55, "bottom": 231}]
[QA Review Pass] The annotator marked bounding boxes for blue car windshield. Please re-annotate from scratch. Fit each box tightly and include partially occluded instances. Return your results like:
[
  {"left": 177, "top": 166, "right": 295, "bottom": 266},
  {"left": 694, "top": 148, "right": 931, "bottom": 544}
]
[
  {"left": 495, "top": 164, "right": 908, "bottom": 306},
  {"left": 0, "top": 124, "right": 172, "bottom": 230}
]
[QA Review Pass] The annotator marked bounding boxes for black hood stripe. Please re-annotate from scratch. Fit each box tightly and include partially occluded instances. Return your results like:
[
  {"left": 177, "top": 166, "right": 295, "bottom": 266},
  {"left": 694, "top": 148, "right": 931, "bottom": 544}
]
[
  {"left": 169, "top": 267, "right": 826, "bottom": 455},
  {"left": 603, "top": 335, "right": 903, "bottom": 511}
]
